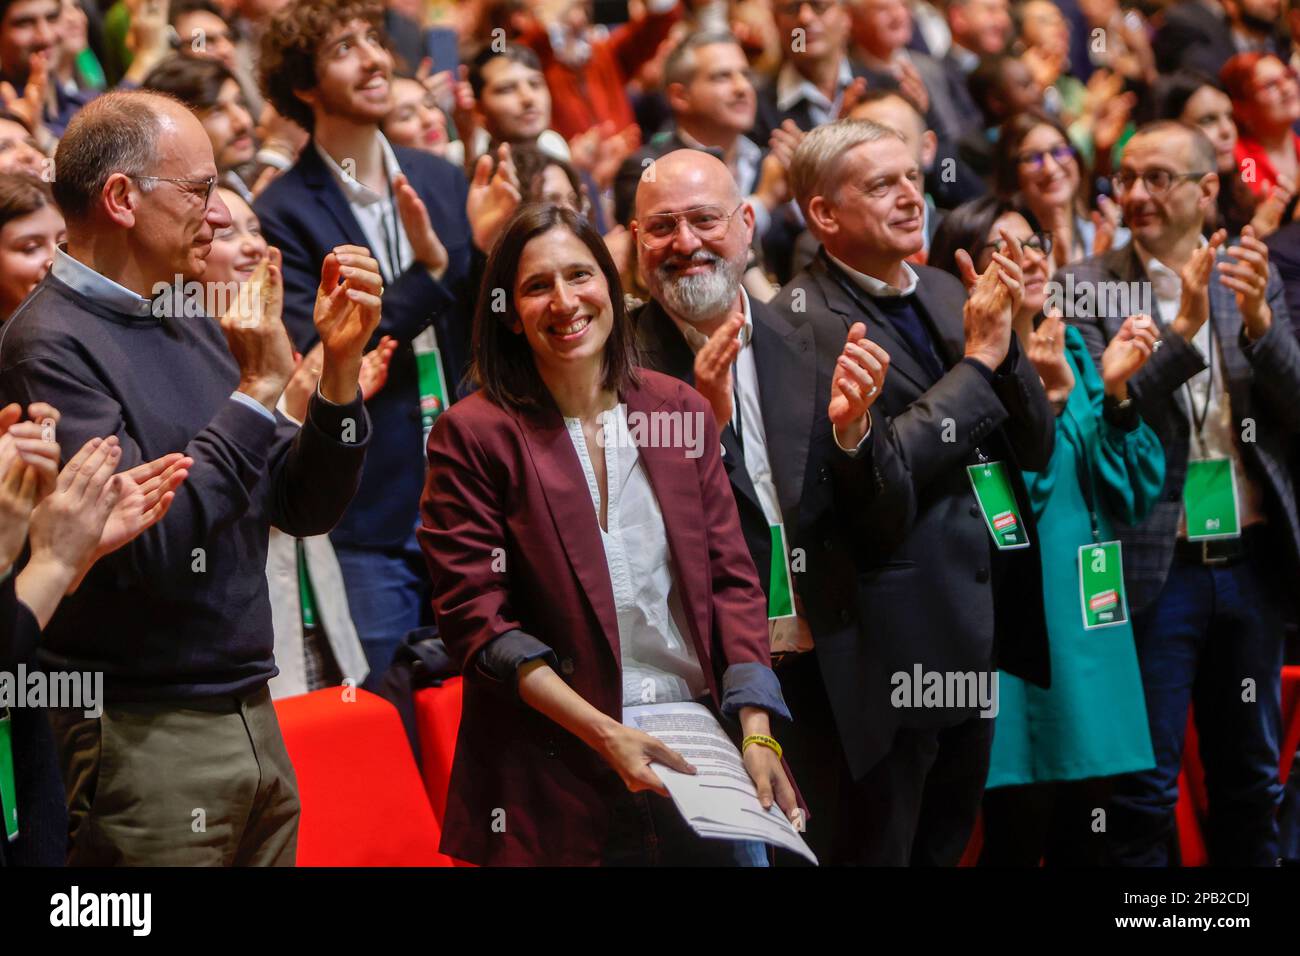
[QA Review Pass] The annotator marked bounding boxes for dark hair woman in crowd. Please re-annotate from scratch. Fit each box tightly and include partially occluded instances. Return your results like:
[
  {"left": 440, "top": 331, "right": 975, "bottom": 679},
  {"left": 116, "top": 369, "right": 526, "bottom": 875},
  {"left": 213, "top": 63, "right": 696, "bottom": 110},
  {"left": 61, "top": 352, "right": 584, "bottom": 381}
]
[
  {"left": 931, "top": 195, "right": 1166, "bottom": 865},
  {"left": 418, "top": 203, "right": 797, "bottom": 866},
  {"left": 995, "top": 110, "right": 1128, "bottom": 271}
]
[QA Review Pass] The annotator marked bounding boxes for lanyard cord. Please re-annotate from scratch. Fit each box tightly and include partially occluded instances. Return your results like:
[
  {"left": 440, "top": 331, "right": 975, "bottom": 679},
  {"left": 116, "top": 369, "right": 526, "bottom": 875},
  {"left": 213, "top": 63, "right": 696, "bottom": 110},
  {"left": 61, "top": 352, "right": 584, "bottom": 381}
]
[
  {"left": 1183, "top": 317, "right": 1215, "bottom": 457},
  {"left": 379, "top": 174, "right": 404, "bottom": 283}
]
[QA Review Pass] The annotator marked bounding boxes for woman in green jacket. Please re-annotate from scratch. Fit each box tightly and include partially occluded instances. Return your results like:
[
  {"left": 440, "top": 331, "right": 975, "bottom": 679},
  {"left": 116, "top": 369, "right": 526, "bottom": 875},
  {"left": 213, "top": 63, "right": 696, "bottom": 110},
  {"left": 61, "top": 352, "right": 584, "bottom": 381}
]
[{"left": 932, "top": 196, "right": 1166, "bottom": 865}]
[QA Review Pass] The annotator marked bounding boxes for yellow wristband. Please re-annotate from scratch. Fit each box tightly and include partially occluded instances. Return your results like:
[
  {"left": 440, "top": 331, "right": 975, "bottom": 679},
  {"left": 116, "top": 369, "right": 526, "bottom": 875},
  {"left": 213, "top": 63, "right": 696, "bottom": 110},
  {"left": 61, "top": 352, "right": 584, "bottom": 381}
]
[{"left": 741, "top": 734, "right": 782, "bottom": 760}]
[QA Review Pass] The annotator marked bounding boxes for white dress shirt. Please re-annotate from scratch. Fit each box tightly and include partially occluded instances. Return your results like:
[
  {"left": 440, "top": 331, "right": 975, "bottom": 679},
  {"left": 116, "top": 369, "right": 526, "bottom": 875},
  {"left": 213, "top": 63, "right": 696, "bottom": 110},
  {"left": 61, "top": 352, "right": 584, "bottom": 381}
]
[
  {"left": 566, "top": 404, "right": 709, "bottom": 709},
  {"left": 315, "top": 134, "right": 413, "bottom": 284},
  {"left": 1137, "top": 241, "right": 1266, "bottom": 532}
]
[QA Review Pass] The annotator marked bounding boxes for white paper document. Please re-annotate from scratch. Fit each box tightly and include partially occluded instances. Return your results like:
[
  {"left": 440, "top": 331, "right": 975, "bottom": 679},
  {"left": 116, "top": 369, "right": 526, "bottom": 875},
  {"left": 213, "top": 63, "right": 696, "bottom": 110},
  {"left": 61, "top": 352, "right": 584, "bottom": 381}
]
[{"left": 622, "top": 701, "right": 818, "bottom": 864}]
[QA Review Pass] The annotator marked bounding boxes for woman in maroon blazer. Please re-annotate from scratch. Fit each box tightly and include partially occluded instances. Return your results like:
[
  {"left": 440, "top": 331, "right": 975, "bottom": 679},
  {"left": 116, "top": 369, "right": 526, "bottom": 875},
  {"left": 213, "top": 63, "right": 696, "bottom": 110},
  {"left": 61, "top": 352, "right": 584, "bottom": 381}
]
[{"left": 419, "top": 204, "right": 797, "bottom": 866}]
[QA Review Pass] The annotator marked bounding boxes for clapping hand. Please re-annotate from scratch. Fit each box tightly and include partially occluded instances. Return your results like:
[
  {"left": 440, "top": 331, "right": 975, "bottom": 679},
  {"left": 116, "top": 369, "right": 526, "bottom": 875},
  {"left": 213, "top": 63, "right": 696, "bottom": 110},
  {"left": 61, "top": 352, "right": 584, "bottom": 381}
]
[
  {"left": 1219, "top": 225, "right": 1274, "bottom": 340},
  {"left": 1027, "top": 310, "right": 1075, "bottom": 406},
  {"left": 956, "top": 228, "right": 1024, "bottom": 371},
  {"left": 467, "top": 143, "right": 522, "bottom": 254},
  {"left": 829, "top": 321, "right": 889, "bottom": 448},
  {"left": 1101, "top": 312, "right": 1159, "bottom": 400},
  {"left": 694, "top": 313, "right": 744, "bottom": 429},
  {"left": 394, "top": 172, "right": 449, "bottom": 276},
  {"left": 1172, "top": 229, "right": 1225, "bottom": 341},
  {"left": 222, "top": 248, "right": 295, "bottom": 412},
  {"left": 314, "top": 245, "right": 384, "bottom": 404}
]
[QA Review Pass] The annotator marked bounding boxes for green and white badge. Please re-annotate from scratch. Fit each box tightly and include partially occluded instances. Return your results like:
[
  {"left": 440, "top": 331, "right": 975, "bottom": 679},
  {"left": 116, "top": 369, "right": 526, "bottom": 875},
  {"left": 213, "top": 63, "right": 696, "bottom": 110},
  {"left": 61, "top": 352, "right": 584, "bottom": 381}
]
[
  {"left": 0, "top": 709, "right": 17, "bottom": 842},
  {"left": 1183, "top": 457, "right": 1241, "bottom": 541},
  {"left": 768, "top": 523, "right": 796, "bottom": 621},
  {"left": 413, "top": 326, "right": 449, "bottom": 445},
  {"left": 967, "top": 460, "right": 1030, "bottom": 550},
  {"left": 1078, "top": 540, "right": 1129, "bottom": 630}
]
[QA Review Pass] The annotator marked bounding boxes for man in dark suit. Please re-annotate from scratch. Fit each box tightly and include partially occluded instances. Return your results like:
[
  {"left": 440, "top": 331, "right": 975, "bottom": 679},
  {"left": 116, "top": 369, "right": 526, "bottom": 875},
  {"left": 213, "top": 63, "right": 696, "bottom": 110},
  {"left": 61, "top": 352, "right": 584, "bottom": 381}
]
[
  {"left": 1058, "top": 121, "right": 1300, "bottom": 865},
  {"left": 939, "top": 0, "right": 1013, "bottom": 142},
  {"left": 254, "top": 0, "right": 480, "bottom": 687},
  {"left": 772, "top": 119, "right": 1056, "bottom": 864},
  {"left": 630, "top": 147, "right": 914, "bottom": 862}
]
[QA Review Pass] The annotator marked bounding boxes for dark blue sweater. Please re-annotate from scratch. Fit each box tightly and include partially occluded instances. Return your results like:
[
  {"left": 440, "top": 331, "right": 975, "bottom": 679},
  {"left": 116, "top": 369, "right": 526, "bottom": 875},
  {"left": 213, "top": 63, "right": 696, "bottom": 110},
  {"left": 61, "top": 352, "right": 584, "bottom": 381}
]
[{"left": 0, "top": 273, "right": 370, "bottom": 701}]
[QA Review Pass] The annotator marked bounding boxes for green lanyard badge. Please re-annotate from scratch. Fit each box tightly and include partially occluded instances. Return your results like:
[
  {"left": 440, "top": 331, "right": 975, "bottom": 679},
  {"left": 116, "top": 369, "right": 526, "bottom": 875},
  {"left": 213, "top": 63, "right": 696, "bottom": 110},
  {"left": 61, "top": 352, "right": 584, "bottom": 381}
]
[
  {"left": 0, "top": 709, "right": 18, "bottom": 842},
  {"left": 966, "top": 459, "right": 1030, "bottom": 550}
]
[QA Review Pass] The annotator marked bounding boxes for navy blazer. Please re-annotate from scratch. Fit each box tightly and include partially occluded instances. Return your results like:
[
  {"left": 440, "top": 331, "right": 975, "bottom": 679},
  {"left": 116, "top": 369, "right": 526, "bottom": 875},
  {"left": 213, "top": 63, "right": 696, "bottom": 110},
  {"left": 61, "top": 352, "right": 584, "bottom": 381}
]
[{"left": 255, "top": 142, "right": 476, "bottom": 550}]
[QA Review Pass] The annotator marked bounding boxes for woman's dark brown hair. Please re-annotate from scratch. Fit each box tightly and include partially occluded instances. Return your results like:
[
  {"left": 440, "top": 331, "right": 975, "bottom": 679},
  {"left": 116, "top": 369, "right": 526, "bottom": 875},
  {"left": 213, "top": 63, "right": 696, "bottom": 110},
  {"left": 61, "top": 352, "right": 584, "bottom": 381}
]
[
  {"left": 471, "top": 203, "right": 640, "bottom": 411},
  {"left": 0, "top": 172, "right": 54, "bottom": 231}
]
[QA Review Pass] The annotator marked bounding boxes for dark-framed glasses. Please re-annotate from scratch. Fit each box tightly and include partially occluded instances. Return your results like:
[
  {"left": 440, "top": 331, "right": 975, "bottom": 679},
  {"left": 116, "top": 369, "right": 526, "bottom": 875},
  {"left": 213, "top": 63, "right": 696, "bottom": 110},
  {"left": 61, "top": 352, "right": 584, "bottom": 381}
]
[
  {"left": 1111, "top": 169, "right": 1210, "bottom": 197},
  {"left": 128, "top": 174, "right": 219, "bottom": 207},
  {"left": 980, "top": 231, "right": 1053, "bottom": 256},
  {"left": 1017, "top": 144, "right": 1075, "bottom": 172},
  {"left": 638, "top": 201, "right": 745, "bottom": 250}
]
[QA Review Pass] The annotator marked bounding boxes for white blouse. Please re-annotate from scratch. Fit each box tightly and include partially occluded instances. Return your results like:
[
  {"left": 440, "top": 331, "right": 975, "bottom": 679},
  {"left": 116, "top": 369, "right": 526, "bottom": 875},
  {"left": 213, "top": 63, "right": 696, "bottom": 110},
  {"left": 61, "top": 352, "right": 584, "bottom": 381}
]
[{"left": 564, "top": 404, "right": 708, "bottom": 710}]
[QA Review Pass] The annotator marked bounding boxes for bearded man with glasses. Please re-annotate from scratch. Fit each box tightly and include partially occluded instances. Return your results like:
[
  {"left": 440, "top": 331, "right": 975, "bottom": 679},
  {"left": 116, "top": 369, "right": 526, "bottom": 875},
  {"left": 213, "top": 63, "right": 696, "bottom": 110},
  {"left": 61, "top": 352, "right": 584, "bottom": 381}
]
[{"left": 1058, "top": 119, "right": 1300, "bottom": 866}]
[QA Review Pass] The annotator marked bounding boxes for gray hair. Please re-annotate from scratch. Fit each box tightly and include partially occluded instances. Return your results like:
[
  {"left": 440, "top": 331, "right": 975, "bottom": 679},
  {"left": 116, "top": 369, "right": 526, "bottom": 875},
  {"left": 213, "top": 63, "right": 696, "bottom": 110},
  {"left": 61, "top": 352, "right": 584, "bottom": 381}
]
[
  {"left": 52, "top": 92, "right": 168, "bottom": 222},
  {"left": 789, "top": 119, "right": 907, "bottom": 219},
  {"left": 662, "top": 30, "right": 743, "bottom": 89}
]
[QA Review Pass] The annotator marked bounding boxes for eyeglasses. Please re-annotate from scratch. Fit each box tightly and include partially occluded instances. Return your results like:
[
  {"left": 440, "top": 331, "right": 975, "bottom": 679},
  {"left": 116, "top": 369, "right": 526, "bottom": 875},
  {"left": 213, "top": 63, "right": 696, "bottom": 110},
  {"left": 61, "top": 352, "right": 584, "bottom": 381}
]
[
  {"left": 1111, "top": 169, "right": 1210, "bottom": 197},
  {"left": 1017, "top": 144, "right": 1075, "bottom": 172},
  {"left": 979, "top": 231, "right": 1053, "bottom": 256},
  {"left": 1254, "top": 66, "right": 1299, "bottom": 100},
  {"left": 774, "top": 0, "right": 838, "bottom": 16},
  {"left": 128, "top": 174, "right": 219, "bottom": 207},
  {"left": 637, "top": 202, "right": 745, "bottom": 250}
]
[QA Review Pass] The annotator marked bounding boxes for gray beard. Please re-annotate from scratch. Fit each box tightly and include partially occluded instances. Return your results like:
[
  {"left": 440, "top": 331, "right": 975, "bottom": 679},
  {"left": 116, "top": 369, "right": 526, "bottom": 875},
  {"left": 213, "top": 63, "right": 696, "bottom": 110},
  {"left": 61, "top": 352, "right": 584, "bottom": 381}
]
[{"left": 651, "top": 252, "right": 746, "bottom": 325}]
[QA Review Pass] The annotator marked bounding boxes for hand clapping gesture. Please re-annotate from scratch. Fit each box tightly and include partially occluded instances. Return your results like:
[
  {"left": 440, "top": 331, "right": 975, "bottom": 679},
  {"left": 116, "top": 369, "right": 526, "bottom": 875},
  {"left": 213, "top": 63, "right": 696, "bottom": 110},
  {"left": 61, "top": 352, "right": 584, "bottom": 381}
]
[
  {"left": 1101, "top": 312, "right": 1159, "bottom": 400},
  {"left": 693, "top": 313, "right": 744, "bottom": 430},
  {"left": 1219, "top": 225, "right": 1274, "bottom": 340},
  {"left": 1027, "top": 310, "right": 1075, "bottom": 407},
  {"left": 394, "top": 172, "right": 449, "bottom": 277},
  {"left": 1172, "top": 229, "right": 1226, "bottom": 341},
  {"left": 829, "top": 321, "right": 890, "bottom": 449},
  {"left": 314, "top": 245, "right": 385, "bottom": 404},
  {"left": 221, "top": 248, "right": 296, "bottom": 413},
  {"left": 955, "top": 227, "right": 1024, "bottom": 371},
  {"left": 467, "top": 143, "right": 522, "bottom": 254}
]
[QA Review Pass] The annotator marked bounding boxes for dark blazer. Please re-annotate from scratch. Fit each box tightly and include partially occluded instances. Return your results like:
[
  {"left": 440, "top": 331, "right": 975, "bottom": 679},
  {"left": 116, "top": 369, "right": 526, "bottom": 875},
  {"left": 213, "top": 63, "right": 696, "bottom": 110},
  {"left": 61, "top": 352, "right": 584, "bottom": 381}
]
[
  {"left": 418, "top": 370, "right": 776, "bottom": 865},
  {"left": 635, "top": 295, "right": 918, "bottom": 779},
  {"left": 1058, "top": 242, "right": 1300, "bottom": 611},
  {"left": 772, "top": 255, "right": 1055, "bottom": 773},
  {"left": 751, "top": 57, "right": 873, "bottom": 145},
  {"left": 255, "top": 142, "right": 476, "bottom": 551}
]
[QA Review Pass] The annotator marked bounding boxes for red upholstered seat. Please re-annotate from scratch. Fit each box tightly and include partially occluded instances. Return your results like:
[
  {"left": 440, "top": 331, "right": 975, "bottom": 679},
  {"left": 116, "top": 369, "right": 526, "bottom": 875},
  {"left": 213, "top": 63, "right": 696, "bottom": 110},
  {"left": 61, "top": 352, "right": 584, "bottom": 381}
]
[
  {"left": 413, "top": 677, "right": 463, "bottom": 824},
  {"left": 275, "top": 687, "right": 453, "bottom": 867},
  {"left": 1177, "top": 665, "right": 1300, "bottom": 866}
]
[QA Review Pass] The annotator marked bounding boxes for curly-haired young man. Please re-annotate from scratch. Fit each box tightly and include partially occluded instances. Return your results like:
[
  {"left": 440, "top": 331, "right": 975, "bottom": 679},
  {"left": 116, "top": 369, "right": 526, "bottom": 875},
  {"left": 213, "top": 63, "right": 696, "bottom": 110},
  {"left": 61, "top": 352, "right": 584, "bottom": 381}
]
[{"left": 254, "top": 0, "right": 476, "bottom": 688}]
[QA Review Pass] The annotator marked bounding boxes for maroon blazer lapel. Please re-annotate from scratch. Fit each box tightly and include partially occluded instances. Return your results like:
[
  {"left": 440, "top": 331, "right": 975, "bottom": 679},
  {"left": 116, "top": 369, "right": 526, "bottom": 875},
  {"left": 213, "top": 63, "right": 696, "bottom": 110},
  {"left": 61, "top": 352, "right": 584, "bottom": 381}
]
[
  {"left": 514, "top": 404, "right": 622, "bottom": 669},
  {"left": 625, "top": 381, "right": 718, "bottom": 693}
]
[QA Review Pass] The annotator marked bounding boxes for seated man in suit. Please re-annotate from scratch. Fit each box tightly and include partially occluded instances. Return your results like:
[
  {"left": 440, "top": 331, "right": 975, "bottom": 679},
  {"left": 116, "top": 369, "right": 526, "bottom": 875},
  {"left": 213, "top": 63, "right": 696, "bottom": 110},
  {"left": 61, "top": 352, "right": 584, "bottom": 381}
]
[
  {"left": 254, "top": 0, "right": 480, "bottom": 688},
  {"left": 631, "top": 147, "right": 915, "bottom": 862},
  {"left": 772, "top": 118, "right": 1056, "bottom": 864},
  {"left": 1059, "top": 120, "right": 1300, "bottom": 865}
]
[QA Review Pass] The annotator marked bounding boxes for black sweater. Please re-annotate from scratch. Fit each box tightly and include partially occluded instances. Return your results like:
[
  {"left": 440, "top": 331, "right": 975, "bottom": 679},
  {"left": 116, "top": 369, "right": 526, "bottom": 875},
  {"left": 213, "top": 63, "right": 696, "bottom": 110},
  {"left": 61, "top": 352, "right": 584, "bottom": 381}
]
[{"left": 0, "top": 273, "right": 370, "bottom": 701}]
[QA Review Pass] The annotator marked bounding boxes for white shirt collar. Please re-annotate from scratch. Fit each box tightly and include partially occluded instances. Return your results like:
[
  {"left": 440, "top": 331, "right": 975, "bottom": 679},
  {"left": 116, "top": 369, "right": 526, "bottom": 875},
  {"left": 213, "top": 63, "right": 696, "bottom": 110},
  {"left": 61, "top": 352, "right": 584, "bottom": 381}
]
[
  {"left": 314, "top": 133, "right": 401, "bottom": 205},
  {"left": 776, "top": 56, "right": 853, "bottom": 114},
  {"left": 675, "top": 127, "right": 762, "bottom": 168},
  {"left": 669, "top": 288, "right": 752, "bottom": 354},
  {"left": 50, "top": 246, "right": 154, "bottom": 317},
  {"left": 826, "top": 252, "right": 919, "bottom": 297},
  {"left": 1134, "top": 234, "right": 1208, "bottom": 281},
  {"left": 948, "top": 43, "right": 979, "bottom": 74}
]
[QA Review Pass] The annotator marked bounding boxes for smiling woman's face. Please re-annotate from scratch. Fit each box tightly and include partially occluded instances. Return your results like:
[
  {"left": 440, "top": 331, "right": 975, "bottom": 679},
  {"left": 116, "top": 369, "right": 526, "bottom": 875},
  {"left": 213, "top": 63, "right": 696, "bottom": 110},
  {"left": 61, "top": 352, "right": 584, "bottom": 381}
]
[
  {"left": 1017, "top": 123, "right": 1079, "bottom": 211},
  {"left": 202, "top": 187, "right": 267, "bottom": 285},
  {"left": 511, "top": 225, "right": 613, "bottom": 382},
  {"left": 0, "top": 201, "right": 63, "bottom": 321}
]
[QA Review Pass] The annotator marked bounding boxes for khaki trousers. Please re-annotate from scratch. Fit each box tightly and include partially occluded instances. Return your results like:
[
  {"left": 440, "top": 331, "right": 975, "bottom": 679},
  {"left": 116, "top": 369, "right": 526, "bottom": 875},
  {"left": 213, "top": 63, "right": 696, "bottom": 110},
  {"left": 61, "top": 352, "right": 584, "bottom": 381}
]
[{"left": 47, "top": 686, "right": 299, "bottom": 866}]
